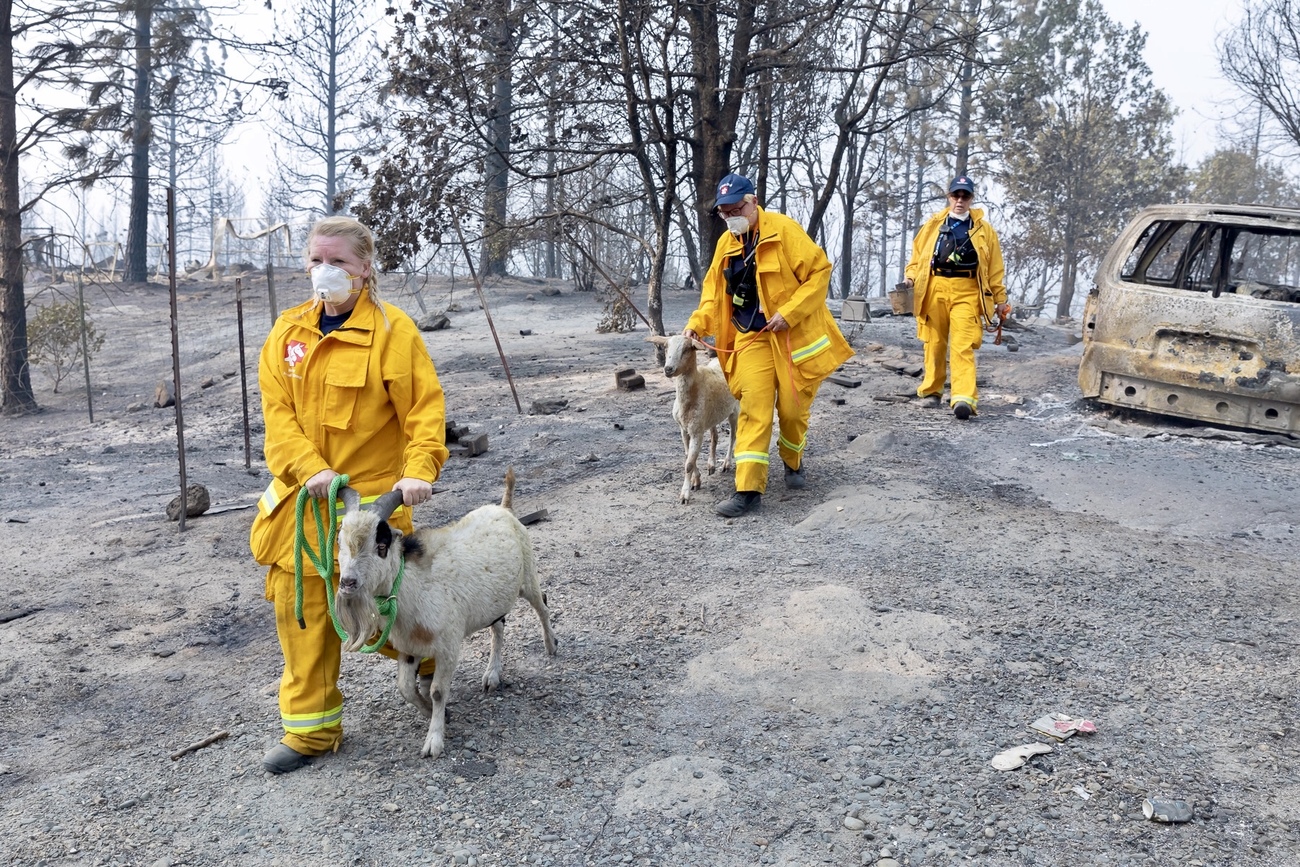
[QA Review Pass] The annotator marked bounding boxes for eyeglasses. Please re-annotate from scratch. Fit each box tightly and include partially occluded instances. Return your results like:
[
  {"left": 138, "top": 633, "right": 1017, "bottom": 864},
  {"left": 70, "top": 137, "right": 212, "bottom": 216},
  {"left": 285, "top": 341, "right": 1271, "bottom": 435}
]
[
  {"left": 717, "top": 201, "right": 749, "bottom": 218},
  {"left": 949, "top": 191, "right": 972, "bottom": 201}
]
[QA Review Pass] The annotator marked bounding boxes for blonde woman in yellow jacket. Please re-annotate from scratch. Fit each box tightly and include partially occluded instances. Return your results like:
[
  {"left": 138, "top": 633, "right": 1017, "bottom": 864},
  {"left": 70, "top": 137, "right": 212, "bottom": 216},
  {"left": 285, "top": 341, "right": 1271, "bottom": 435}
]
[
  {"left": 904, "top": 175, "right": 1010, "bottom": 419},
  {"left": 684, "top": 173, "right": 853, "bottom": 518},
  {"left": 250, "top": 217, "right": 448, "bottom": 773}
]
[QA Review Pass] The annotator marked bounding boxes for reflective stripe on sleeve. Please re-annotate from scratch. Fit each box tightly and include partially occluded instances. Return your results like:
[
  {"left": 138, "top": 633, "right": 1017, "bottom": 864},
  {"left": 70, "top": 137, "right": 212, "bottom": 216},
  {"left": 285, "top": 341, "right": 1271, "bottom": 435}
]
[
  {"left": 734, "top": 451, "right": 770, "bottom": 466},
  {"left": 791, "top": 335, "right": 831, "bottom": 363},
  {"left": 259, "top": 482, "right": 282, "bottom": 516}
]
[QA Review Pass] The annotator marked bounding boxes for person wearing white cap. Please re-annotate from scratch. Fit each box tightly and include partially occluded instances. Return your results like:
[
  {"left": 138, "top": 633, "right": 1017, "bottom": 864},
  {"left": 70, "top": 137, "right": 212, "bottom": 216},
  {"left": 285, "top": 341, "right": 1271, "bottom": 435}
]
[
  {"left": 903, "top": 175, "right": 1010, "bottom": 420},
  {"left": 683, "top": 172, "right": 853, "bottom": 517}
]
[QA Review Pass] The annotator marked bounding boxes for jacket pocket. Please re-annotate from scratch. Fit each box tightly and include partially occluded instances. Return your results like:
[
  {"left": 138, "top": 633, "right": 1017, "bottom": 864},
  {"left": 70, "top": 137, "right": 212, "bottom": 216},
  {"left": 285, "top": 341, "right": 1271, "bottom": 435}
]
[
  {"left": 250, "top": 477, "right": 296, "bottom": 570},
  {"left": 322, "top": 347, "right": 368, "bottom": 431},
  {"left": 791, "top": 332, "right": 841, "bottom": 386}
]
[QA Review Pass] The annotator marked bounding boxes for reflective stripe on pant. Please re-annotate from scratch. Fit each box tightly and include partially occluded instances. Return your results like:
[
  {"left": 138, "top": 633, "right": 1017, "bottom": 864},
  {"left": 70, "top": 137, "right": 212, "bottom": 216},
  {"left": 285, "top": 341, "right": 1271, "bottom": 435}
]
[
  {"left": 917, "top": 275, "right": 983, "bottom": 409},
  {"left": 730, "top": 330, "right": 821, "bottom": 494},
  {"left": 267, "top": 562, "right": 436, "bottom": 755}
]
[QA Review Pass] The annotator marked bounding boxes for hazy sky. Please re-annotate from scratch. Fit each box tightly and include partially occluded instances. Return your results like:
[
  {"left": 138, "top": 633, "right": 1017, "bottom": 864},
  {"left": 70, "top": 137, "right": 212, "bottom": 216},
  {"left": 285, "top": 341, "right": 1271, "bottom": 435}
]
[{"left": 1099, "top": 0, "right": 1244, "bottom": 165}]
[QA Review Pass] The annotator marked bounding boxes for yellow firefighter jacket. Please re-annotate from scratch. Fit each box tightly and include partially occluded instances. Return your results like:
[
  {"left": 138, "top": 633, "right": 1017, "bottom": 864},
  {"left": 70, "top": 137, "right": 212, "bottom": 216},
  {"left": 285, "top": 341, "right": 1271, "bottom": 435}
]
[
  {"left": 250, "top": 290, "right": 448, "bottom": 573},
  {"left": 686, "top": 207, "right": 853, "bottom": 390},
  {"left": 905, "top": 207, "right": 1007, "bottom": 338}
]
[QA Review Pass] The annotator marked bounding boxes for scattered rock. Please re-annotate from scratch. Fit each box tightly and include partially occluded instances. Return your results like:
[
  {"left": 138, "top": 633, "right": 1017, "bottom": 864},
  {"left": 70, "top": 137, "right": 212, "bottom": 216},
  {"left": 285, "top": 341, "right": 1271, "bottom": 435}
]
[
  {"left": 155, "top": 379, "right": 175, "bottom": 408},
  {"left": 530, "top": 398, "right": 568, "bottom": 415},
  {"left": 166, "top": 484, "right": 211, "bottom": 520},
  {"left": 418, "top": 312, "right": 451, "bottom": 331}
]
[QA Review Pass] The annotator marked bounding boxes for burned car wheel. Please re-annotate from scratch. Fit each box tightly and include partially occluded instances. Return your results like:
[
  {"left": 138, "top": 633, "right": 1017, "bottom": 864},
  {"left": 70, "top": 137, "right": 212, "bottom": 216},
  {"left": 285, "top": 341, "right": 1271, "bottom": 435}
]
[{"left": 1078, "top": 204, "right": 1300, "bottom": 435}]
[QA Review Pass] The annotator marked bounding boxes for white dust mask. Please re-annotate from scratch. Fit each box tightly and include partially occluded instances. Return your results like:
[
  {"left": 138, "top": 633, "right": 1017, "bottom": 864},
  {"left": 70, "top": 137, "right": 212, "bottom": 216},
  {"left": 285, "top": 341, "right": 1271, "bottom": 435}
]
[
  {"left": 310, "top": 263, "right": 358, "bottom": 304},
  {"left": 726, "top": 215, "right": 751, "bottom": 237}
]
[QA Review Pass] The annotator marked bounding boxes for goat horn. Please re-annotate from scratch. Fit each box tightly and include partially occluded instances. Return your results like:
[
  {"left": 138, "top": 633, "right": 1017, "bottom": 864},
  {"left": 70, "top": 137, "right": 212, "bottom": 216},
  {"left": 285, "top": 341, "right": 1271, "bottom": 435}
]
[
  {"left": 365, "top": 490, "right": 407, "bottom": 523},
  {"left": 339, "top": 486, "right": 361, "bottom": 515}
]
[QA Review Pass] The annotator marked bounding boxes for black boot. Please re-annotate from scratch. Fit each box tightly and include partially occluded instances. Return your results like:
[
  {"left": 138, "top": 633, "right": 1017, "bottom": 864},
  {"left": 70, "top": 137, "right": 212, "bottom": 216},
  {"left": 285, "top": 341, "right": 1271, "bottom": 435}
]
[
  {"left": 715, "top": 491, "right": 762, "bottom": 518},
  {"left": 784, "top": 463, "right": 806, "bottom": 490}
]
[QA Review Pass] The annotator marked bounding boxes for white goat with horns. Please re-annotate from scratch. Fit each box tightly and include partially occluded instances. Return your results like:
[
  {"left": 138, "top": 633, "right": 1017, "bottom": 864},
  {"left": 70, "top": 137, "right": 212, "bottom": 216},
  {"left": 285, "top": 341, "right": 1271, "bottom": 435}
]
[
  {"left": 334, "top": 469, "right": 557, "bottom": 760},
  {"left": 648, "top": 333, "right": 740, "bottom": 504}
]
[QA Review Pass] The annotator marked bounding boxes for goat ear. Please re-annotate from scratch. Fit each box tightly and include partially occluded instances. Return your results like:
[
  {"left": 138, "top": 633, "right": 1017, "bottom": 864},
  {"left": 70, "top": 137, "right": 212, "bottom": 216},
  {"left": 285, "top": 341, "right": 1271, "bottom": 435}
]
[
  {"left": 365, "top": 490, "right": 406, "bottom": 523},
  {"left": 339, "top": 486, "right": 361, "bottom": 515},
  {"left": 375, "top": 520, "right": 393, "bottom": 557},
  {"left": 646, "top": 334, "right": 669, "bottom": 346}
]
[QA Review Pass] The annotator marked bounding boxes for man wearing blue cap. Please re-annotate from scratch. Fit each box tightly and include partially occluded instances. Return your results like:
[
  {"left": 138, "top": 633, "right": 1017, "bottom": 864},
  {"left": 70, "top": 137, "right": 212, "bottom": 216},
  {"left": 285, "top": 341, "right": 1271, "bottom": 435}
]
[
  {"left": 903, "top": 175, "right": 1010, "bottom": 420},
  {"left": 683, "top": 173, "right": 853, "bottom": 517}
]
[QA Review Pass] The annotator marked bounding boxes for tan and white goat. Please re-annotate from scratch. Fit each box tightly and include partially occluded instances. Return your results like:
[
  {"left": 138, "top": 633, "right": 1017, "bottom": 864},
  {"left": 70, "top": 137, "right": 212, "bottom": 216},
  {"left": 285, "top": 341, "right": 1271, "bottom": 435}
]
[{"left": 648, "top": 333, "right": 740, "bottom": 503}]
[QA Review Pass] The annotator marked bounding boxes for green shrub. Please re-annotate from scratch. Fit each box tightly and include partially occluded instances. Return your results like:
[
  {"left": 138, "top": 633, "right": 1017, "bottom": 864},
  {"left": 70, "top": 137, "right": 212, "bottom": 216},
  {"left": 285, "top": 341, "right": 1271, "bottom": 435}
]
[{"left": 27, "top": 300, "right": 105, "bottom": 393}]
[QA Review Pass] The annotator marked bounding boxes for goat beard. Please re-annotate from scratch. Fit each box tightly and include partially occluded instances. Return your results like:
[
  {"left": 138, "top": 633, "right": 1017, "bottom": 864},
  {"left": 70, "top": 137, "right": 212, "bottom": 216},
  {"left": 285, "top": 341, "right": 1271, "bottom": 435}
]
[{"left": 335, "top": 590, "right": 383, "bottom": 652}]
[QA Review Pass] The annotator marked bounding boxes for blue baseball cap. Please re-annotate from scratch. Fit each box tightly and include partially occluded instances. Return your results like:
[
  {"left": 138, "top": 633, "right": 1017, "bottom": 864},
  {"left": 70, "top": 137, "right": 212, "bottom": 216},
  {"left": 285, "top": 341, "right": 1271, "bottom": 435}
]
[
  {"left": 714, "top": 173, "right": 755, "bottom": 208},
  {"left": 949, "top": 175, "right": 975, "bottom": 195}
]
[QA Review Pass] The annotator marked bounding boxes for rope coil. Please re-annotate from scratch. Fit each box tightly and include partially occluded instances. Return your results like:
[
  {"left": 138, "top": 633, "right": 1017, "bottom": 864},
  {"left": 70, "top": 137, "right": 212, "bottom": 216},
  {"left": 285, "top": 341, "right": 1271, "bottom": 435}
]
[{"left": 293, "top": 473, "right": 405, "bottom": 653}]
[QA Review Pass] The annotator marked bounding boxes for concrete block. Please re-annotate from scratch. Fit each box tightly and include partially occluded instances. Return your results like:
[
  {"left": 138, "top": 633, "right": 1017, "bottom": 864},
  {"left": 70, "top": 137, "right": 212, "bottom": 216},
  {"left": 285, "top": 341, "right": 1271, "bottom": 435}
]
[{"left": 841, "top": 297, "right": 870, "bottom": 321}]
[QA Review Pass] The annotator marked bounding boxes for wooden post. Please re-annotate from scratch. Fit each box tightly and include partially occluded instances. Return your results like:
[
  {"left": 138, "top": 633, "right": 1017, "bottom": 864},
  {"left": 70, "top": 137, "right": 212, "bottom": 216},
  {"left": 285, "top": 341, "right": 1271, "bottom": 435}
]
[
  {"left": 265, "top": 260, "right": 278, "bottom": 320},
  {"left": 76, "top": 273, "right": 94, "bottom": 422}
]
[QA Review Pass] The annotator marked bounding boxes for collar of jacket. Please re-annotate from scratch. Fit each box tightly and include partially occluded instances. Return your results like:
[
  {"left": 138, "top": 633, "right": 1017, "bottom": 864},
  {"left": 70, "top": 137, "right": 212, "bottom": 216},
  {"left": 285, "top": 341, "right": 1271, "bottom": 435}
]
[{"left": 283, "top": 291, "right": 379, "bottom": 344}]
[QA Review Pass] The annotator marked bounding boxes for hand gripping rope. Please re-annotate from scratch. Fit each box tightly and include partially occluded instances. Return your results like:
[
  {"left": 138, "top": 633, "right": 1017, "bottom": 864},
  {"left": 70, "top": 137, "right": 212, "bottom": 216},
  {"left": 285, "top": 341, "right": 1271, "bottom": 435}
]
[
  {"left": 689, "top": 324, "right": 802, "bottom": 415},
  {"left": 293, "top": 473, "right": 405, "bottom": 653}
]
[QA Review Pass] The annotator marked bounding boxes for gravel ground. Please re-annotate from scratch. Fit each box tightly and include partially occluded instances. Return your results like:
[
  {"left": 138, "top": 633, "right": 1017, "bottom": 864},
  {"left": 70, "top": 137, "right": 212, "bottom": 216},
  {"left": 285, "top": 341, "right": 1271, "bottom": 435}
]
[{"left": 1, "top": 272, "right": 1298, "bottom": 867}]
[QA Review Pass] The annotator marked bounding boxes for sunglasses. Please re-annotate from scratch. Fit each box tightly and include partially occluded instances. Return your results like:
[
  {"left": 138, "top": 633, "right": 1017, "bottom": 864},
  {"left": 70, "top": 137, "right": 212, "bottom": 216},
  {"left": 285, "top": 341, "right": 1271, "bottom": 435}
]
[{"left": 949, "top": 191, "right": 972, "bottom": 201}]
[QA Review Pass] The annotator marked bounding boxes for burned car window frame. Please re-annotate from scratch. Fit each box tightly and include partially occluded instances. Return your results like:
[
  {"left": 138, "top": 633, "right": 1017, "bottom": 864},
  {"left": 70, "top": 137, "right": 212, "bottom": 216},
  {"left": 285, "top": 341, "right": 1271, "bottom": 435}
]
[{"left": 1080, "top": 204, "right": 1300, "bottom": 436}]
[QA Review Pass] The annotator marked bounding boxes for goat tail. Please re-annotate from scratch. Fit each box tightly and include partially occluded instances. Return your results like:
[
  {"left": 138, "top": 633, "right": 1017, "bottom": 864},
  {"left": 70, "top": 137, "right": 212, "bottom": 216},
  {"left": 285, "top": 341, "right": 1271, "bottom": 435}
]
[{"left": 502, "top": 466, "right": 516, "bottom": 512}]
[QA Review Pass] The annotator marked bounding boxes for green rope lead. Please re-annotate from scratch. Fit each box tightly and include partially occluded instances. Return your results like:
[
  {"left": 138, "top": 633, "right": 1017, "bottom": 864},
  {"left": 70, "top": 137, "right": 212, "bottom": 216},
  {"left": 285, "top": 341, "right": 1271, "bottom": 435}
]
[{"left": 292, "top": 474, "right": 406, "bottom": 654}]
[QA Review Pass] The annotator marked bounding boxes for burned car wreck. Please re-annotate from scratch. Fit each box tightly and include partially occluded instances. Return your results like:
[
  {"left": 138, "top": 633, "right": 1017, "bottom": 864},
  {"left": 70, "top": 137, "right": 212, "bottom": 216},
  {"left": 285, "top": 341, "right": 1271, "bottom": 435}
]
[{"left": 1079, "top": 204, "right": 1300, "bottom": 436}]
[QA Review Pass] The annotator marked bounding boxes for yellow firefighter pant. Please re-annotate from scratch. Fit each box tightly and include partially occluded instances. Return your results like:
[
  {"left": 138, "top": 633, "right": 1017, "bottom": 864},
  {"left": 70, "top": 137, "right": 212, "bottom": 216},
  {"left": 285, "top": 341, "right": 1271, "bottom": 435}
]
[
  {"left": 267, "top": 563, "right": 435, "bottom": 755},
  {"left": 730, "top": 330, "right": 822, "bottom": 494},
  {"left": 917, "top": 275, "right": 984, "bottom": 410}
]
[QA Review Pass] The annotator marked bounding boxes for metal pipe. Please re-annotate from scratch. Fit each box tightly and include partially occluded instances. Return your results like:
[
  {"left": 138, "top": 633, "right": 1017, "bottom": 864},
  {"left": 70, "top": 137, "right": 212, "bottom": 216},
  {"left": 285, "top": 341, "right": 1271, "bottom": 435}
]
[{"left": 166, "top": 187, "right": 189, "bottom": 532}]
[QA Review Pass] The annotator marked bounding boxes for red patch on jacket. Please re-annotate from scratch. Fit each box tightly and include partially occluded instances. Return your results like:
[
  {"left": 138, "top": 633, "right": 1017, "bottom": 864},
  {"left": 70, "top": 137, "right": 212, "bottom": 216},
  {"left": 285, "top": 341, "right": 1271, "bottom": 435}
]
[{"left": 284, "top": 340, "right": 307, "bottom": 368}]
